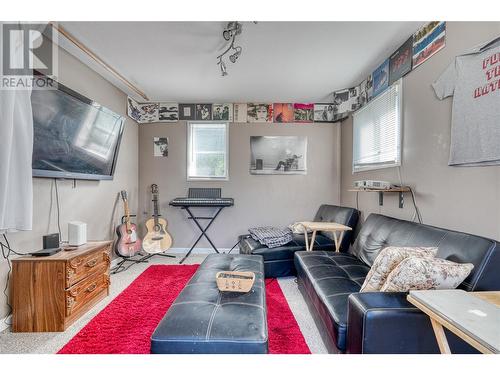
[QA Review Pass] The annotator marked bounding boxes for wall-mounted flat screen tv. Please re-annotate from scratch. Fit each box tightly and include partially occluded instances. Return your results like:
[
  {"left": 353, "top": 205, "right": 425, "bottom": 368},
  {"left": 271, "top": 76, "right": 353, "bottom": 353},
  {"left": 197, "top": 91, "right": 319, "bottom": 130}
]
[{"left": 31, "top": 76, "right": 125, "bottom": 180}]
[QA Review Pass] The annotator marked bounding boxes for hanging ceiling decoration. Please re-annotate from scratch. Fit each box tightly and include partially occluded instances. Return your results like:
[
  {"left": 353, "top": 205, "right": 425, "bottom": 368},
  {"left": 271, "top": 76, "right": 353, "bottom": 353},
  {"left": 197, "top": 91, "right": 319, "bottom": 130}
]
[{"left": 216, "top": 21, "right": 243, "bottom": 77}]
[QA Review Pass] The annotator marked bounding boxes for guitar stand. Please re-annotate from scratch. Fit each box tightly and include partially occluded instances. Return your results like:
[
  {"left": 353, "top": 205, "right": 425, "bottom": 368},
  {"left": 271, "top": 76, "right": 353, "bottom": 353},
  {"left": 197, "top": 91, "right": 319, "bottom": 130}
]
[
  {"left": 179, "top": 206, "right": 224, "bottom": 264},
  {"left": 111, "top": 255, "right": 150, "bottom": 274},
  {"left": 110, "top": 214, "right": 175, "bottom": 275}
]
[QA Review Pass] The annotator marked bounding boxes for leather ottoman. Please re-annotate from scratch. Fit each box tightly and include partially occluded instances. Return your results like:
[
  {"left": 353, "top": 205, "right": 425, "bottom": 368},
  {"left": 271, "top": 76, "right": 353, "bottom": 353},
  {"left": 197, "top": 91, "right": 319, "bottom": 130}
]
[{"left": 151, "top": 254, "right": 268, "bottom": 354}]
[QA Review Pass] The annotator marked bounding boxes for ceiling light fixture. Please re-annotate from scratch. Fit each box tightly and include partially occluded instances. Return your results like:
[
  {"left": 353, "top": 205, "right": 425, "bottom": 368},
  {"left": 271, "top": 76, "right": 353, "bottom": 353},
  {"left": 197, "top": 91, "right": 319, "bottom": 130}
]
[{"left": 217, "top": 22, "right": 243, "bottom": 77}]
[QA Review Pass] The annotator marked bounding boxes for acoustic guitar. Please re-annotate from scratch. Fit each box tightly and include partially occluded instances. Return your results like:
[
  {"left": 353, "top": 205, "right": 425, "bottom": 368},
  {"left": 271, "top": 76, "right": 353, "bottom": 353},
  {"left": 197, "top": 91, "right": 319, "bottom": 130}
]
[
  {"left": 115, "top": 190, "right": 142, "bottom": 257},
  {"left": 143, "top": 184, "right": 173, "bottom": 254}
]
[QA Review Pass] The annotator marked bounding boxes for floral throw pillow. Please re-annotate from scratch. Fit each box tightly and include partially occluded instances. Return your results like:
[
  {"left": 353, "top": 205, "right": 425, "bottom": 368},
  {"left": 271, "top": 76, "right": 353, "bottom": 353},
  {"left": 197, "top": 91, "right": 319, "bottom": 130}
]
[
  {"left": 360, "top": 246, "right": 438, "bottom": 292},
  {"left": 380, "top": 257, "right": 474, "bottom": 292}
]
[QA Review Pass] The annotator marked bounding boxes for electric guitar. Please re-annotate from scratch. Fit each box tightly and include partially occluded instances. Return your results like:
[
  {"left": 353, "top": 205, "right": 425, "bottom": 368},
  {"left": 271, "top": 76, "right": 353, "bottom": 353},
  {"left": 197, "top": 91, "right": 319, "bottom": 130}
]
[
  {"left": 115, "top": 190, "right": 142, "bottom": 257},
  {"left": 143, "top": 184, "right": 173, "bottom": 254}
]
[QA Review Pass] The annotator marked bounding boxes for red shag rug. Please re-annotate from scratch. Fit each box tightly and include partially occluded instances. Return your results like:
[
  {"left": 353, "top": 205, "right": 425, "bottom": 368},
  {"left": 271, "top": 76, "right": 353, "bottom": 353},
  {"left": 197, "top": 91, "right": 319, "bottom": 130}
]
[{"left": 58, "top": 265, "right": 310, "bottom": 354}]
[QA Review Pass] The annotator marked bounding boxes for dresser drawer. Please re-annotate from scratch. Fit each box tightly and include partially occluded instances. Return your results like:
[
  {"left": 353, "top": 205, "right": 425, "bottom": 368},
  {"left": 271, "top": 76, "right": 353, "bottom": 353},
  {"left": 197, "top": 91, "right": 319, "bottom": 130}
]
[
  {"left": 66, "top": 272, "right": 110, "bottom": 317},
  {"left": 66, "top": 246, "right": 111, "bottom": 288}
]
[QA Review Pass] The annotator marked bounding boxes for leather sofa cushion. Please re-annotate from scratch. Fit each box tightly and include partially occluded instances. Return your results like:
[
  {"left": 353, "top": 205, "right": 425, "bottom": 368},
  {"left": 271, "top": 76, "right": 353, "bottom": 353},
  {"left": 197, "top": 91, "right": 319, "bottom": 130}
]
[
  {"left": 151, "top": 254, "right": 268, "bottom": 354},
  {"left": 350, "top": 214, "right": 500, "bottom": 291},
  {"left": 294, "top": 251, "right": 370, "bottom": 351}
]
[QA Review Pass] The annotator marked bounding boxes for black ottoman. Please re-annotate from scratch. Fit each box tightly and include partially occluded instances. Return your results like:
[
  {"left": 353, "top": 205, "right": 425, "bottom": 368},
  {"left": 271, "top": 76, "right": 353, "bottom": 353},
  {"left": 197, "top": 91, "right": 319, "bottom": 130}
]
[{"left": 151, "top": 254, "right": 268, "bottom": 354}]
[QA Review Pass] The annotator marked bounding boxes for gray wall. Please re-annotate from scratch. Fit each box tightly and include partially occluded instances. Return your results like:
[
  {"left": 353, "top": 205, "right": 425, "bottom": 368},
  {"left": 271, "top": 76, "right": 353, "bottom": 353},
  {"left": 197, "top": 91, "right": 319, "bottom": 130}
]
[
  {"left": 341, "top": 21, "right": 500, "bottom": 241},
  {"left": 0, "top": 45, "right": 139, "bottom": 320},
  {"left": 138, "top": 122, "right": 341, "bottom": 250}
]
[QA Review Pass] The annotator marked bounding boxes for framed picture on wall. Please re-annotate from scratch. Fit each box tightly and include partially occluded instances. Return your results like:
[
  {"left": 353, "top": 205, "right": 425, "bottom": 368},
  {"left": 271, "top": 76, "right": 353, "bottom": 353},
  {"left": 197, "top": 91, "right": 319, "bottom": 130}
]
[
  {"left": 179, "top": 104, "right": 196, "bottom": 120},
  {"left": 314, "top": 104, "right": 336, "bottom": 122},
  {"left": 153, "top": 137, "right": 169, "bottom": 157},
  {"left": 233, "top": 103, "right": 248, "bottom": 123},
  {"left": 250, "top": 136, "right": 307, "bottom": 175},
  {"left": 358, "top": 75, "right": 373, "bottom": 107},
  {"left": 293, "top": 103, "right": 314, "bottom": 123},
  {"left": 247, "top": 103, "right": 273, "bottom": 123},
  {"left": 412, "top": 21, "right": 446, "bottom": 69},
  {"left": 273, "top": 103, "right": 294, "bottom": 123},
  {"left": 158, "top": 103, "right": 179, "bottom": 122},
  {"left": 127, "top": 97, "right": 142, "bottom": 122},
  {"left": 212, "top": 103, "right": 233, "bottom": 121},
  {"left": 137, "top": 103, "right": 159, "bottom": 123},
  {"left": 195, "top": 104, "right": 212, "bottom": 121},
  {"left": 389, "top": 36, "right": 413, "bottom": 84},
  {"left": 372, "top": 59, "right": 390, "bottom": 98}
]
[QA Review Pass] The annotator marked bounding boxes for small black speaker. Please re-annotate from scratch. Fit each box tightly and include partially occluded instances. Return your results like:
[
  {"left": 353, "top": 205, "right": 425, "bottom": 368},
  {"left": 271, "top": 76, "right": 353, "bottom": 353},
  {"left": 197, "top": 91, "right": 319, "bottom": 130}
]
[{"left": 43, "top": 233, "right": 60, "bottom": 249}]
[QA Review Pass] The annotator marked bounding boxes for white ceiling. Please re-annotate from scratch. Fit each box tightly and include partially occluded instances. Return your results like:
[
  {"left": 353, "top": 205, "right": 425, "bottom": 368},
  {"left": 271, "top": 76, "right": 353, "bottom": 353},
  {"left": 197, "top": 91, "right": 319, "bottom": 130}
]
[{"left": 58, "top": 21, "right": 423, "bottom": 103}]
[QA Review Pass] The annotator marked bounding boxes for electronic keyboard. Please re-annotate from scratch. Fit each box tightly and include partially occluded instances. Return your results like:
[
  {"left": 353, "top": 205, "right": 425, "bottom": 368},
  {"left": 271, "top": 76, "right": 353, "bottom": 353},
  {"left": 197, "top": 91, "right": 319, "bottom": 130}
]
[
  {"left": 169, "top": 188, "right": 234, "bottom": 264},
  {"left": 169, "top": 197, "right": 234, "bottom": 207},
  {"left": 169, "top": 188, "right": 234, "bottom": 207}
]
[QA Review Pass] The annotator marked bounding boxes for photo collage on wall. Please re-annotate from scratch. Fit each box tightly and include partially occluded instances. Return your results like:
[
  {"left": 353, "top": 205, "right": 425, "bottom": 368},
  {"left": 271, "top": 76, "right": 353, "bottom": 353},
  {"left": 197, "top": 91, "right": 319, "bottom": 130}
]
[
  {"left": 355, "top": 21, "right": 446, "bottom": 106},
  {"left": 126, "top": 22, "right": 446, "bottom": 125},
  {"left": 128, "top": 99, "right": 344, "bottom": 124}
]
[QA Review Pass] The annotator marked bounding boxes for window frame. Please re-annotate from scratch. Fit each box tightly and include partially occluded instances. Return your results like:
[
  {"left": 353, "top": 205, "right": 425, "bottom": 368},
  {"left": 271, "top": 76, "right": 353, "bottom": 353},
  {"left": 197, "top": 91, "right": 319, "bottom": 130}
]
[
  {"left": 187, "top": 121, "right": 229, "bottom": 181},
  {"left": 352, "top": 78, "right": 403, "bottom": 173}
]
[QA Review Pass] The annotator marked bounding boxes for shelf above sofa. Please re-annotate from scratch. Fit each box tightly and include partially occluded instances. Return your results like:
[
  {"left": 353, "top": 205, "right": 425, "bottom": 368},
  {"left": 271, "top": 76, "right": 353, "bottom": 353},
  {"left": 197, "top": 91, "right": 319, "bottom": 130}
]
[{"left": 348, "top": 186, "right": 412, "bottom": 208}]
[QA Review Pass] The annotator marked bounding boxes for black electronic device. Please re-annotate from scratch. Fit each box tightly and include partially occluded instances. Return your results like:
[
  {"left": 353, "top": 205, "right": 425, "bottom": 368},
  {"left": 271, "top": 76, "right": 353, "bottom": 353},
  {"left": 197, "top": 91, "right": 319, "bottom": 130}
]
[
  {"left": 31, "top": 74, "right": 125, "bottom": 181},
  {"left": 30, "top": 248, "right": 61, "bottom": 257},
  {"left": 43, "top": 233, "right": 60, "bottom": 249}
]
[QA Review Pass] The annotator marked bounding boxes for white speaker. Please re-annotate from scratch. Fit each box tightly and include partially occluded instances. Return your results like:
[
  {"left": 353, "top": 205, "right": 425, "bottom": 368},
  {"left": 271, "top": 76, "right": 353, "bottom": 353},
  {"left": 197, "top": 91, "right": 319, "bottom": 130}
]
[{"left": 68, "top": 221, "right": 87, "bottom": 246}]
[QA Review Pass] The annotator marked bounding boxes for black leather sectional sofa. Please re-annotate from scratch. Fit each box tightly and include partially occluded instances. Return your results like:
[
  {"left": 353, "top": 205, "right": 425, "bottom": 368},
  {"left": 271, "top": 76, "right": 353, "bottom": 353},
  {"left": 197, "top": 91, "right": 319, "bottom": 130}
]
[
  {"left": 295, "top": 213, "right": 500, "bottom": 353},
  {"left": 239, "top": 204, "right": 359, "bottom": 278}
]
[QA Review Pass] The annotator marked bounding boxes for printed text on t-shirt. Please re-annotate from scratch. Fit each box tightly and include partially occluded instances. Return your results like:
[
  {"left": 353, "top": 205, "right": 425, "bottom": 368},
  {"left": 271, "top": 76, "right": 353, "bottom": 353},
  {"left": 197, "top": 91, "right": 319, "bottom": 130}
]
[{"left": 474, "top": 52, "right": 500, "bottom": 98}]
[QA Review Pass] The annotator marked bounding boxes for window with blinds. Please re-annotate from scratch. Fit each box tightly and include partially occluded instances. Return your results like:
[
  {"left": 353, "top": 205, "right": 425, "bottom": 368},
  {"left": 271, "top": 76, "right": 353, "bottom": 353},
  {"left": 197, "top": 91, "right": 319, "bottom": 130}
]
[
  {"left": 187, "top": 122, "right": 229, "bottom": 180},
  {"left": 352, "top": 79, "right": 402, "bottom": 173}
]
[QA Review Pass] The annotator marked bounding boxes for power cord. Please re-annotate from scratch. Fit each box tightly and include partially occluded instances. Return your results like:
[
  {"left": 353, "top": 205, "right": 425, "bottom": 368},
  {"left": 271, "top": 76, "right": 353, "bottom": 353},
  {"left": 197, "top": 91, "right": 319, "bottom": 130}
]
[
  {"left": 1, "top": 233, "right": 30, "bottom": 326},
  {"left": 54, "top": 178, "right": 62, "bottom": 242},
  {"left": 397, "top": 166, "right": 423, "bottom": 224},
  {"left": 408, "top": 187, "right": 423, "bottom": 224}
]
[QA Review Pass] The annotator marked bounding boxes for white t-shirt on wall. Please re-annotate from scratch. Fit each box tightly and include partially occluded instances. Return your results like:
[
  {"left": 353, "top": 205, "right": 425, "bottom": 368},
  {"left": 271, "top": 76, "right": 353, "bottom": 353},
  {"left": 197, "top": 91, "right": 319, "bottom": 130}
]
[{"left": 432, "top": 37, "right": 500, "bottom": 166}]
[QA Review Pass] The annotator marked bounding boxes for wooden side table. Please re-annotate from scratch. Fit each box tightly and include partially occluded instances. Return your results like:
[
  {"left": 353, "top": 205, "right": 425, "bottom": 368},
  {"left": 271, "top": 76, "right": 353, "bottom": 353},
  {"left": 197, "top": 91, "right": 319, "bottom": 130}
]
[
  {"left": 299, "top": 221, "right": 352, "bottom": 252},
  {"left": 407, "top": 290, "right": 500, "bottom": 354},
  {"left": 11, "top": 241, "right": 112, "bottom": 332}
]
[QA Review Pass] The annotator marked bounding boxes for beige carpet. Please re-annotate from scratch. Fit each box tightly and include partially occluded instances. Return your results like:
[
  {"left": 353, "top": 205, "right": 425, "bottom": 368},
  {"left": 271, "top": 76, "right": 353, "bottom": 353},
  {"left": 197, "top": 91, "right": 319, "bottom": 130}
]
[{"left": 0, "top": 253, "right": 327, "bottom": 354}]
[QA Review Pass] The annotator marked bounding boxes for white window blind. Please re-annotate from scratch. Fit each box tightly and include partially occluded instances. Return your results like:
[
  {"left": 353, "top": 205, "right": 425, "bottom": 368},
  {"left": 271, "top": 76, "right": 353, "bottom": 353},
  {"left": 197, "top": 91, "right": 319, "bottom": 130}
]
[
  {"left": 187, "top": 122, "right": 229, "bottom": 180},
  {"left": 352, "top": 79, "right": 402, "bottom": 173}
]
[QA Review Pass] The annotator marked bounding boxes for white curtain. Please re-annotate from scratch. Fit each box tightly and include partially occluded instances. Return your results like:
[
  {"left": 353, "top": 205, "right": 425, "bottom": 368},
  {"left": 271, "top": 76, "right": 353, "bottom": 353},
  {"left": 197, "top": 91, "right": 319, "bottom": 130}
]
[{"left": 0, "top": 22, "right": 34, "bottom": 232}]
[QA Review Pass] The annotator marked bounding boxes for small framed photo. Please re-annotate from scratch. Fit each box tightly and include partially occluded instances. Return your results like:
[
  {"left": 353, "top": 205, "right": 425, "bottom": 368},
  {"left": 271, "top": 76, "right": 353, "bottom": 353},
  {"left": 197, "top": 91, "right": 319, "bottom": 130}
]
[
  {"left": 153, "top": 137, "right": 169, "bottom": 157},
  {"left": 313, "top": 104, "right": 336, "bottom": 122},
  {"left": 293, "top": 103, "right": 314, "bottom": 123},
  {"left": 195, "top": 104, "right": 212, "bottom": 121},
  {"left": 179, "top": 104, "right": 196, "bottom": 120},
  {"left": 212, "top": 103, "right": 233, "bottom": 121},
  {"left": 233, "top": 103, "right": 248, "bottom": 123},
  {"left": 247, "top": 103, "right": 273, "bottom": 123},
  {"left": 158, "top": 103, "right": 179, "bottom": 122},
  {"left": 273, "top": 103, "right": 294, "bottom": 123}
]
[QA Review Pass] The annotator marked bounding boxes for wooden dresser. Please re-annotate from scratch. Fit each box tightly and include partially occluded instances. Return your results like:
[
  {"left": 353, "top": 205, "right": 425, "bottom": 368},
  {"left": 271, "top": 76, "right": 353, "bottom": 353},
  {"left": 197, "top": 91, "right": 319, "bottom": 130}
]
[{"left": 11, "top": 241, "right": 112, "bottom": 332}]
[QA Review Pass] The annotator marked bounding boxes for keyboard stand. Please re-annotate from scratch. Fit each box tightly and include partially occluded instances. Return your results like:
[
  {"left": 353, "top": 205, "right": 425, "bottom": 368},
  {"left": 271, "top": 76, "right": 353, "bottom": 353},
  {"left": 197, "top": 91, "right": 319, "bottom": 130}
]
[{"left": 179, "top": 206, "right": 224, "bottom": 264}]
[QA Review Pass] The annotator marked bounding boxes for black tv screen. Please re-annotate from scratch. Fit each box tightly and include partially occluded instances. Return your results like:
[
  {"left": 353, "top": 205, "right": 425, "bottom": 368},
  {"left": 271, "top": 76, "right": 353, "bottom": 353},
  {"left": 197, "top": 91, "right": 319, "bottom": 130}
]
[{"left": 31, "top": 78, "right": 125, "bottom": 180}]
